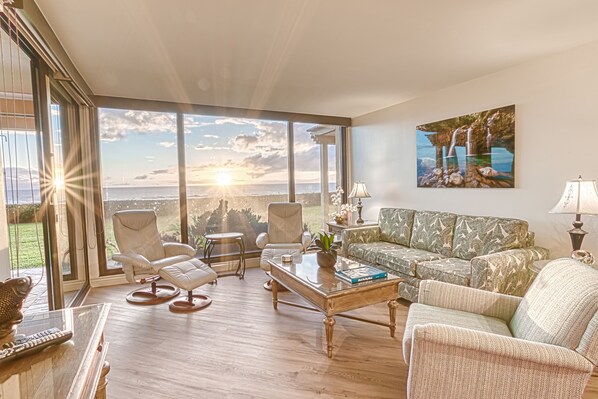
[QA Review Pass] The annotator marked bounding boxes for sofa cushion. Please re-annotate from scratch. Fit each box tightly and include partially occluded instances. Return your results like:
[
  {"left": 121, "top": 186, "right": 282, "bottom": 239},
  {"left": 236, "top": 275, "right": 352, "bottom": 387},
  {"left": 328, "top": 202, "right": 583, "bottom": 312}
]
[
  {"left": 403, "top": 303, "right": 512, "bottom": 364},
  {"left": 452, "top": 215, "right": 529, "bottom": 260},
  {"left": 451, "top": 216, "right": 487, "bottom": 260},
  {"left": 410, "top": 211, "right": 457, "bottom": 257},
  {"left": 347, "top": 242, "right": 400, "bottom": 265},
  {"left": 482, "top": 217, "right": 529, "bottom": 255},
  {"left": 510, "top": 258, "right": 598, "bottom": 352},
  {"left": 416, "top": 258, "right": 472, "bottom": 286},
  {"left": 377, "top": 246, "right": 444, "bottom": 276},
  {"left": 379, "top": 208, "right": 416, "bottom": 247}
]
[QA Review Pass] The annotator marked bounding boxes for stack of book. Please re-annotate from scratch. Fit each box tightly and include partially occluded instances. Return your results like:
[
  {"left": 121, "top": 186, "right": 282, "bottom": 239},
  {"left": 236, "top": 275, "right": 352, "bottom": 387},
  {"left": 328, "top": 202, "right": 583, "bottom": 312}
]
[{"left": 335, "top": 264, "right": 387, "bottom": 284}]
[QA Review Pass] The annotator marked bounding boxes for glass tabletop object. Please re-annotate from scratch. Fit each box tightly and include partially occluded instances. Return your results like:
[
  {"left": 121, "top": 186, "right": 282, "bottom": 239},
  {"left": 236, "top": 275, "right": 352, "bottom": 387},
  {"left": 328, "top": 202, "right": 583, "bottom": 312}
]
[
  {"left": 270, "top": 253, "right": 399, "bottom": 296},
  {"left": 0, "top": 303, "right": 110, "bottom": 399},
  {"left": 204, "top": 232, "right": 244, "bottom": 240}
]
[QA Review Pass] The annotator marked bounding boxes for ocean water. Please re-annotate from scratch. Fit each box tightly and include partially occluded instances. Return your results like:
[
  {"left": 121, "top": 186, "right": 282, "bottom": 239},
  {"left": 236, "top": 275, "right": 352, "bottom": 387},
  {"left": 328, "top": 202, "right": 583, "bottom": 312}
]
[{"left": 4, "top": 182, "right": 337, "bottom": 204}]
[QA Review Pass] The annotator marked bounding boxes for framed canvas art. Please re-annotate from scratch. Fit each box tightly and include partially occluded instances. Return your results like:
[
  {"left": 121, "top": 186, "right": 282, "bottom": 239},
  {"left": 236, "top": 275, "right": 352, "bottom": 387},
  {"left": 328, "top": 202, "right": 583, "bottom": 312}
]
[{"left": 416, "top": 105, "right": 515, "bottom": 188}]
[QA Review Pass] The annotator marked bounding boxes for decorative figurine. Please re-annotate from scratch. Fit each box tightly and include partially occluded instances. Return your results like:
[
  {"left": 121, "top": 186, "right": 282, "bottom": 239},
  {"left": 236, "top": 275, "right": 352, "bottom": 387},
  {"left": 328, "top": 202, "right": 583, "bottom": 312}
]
[
  {"left": 571, "top": 250, "right": 595, "bottom": 266},
  {"left": 0, "top": 276, "right": 33, "bottom": 343}
]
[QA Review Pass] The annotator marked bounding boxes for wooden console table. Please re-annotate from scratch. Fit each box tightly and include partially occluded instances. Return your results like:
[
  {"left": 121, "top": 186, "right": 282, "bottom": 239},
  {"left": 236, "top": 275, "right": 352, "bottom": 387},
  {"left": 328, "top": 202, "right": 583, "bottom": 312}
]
[{"left": 0, "top": 303, "right": 111, "bottom": 399}]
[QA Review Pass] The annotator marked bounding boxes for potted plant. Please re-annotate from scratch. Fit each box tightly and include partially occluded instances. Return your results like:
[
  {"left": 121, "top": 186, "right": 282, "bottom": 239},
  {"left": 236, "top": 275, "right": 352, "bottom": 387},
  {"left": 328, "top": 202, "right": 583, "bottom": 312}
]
[{"left": 314, "top": 231, "right": 338, "bottom": 268}]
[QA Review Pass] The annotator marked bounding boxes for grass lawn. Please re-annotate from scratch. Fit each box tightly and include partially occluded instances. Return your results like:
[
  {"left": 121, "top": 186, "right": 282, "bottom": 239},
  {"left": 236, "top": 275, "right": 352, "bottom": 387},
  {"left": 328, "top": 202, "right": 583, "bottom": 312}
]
[
  {"left": 7, "top": 223, "right": 45, "bottom": 269},
  {"left": 9, "top": 205, "right": 329, "bottom": 270}
]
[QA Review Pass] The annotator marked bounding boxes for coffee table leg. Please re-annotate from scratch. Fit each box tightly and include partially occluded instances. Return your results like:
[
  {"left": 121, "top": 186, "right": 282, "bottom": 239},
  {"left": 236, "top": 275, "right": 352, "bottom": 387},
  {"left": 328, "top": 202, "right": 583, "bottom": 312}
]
[
  {"left": 323, "top": 316, "right": 336, "bottom": 358},
  {"left": 272, "top": 279, "right": 278, "bottom": 310},
  {"left": 388, "top": 299, "right": 399, "bottom": 337}
]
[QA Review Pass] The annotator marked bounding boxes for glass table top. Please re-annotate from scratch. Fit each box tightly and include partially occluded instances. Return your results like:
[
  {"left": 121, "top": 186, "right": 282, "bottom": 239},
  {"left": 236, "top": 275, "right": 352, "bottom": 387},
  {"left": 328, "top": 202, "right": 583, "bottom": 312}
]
[
  {"left": 0, "top": 303, "right": 110, "bottom": 399},
  {"left": 269, "top": 252, "right": 400, "bottom": 296}
]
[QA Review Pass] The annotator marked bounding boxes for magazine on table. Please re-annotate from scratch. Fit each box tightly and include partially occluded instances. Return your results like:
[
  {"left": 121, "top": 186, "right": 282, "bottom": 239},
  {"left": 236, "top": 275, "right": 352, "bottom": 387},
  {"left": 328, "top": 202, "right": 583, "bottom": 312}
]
[{"left": 335, "top": 259, "right": 387, "bottom": 284}]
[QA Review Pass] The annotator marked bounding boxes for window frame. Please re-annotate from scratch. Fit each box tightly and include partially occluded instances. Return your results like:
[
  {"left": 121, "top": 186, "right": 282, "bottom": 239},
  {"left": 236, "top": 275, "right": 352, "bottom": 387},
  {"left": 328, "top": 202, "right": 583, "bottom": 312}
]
[{"left": 94, "top": 99, "right": 350, "bottom": 276}]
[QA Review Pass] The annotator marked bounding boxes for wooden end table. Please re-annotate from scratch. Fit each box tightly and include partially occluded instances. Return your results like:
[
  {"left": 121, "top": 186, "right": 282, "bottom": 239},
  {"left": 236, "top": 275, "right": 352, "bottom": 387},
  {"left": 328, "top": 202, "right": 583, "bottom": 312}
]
[{"left": 267, "top": 253, "right": 401, "bottom": 358}]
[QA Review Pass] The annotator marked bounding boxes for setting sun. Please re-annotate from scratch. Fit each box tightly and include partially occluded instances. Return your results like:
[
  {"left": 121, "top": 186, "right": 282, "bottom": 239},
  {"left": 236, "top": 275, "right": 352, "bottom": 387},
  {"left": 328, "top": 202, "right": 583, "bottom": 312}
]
[{"left": 215, "top": 170, "right": 232, "bottom": 186}]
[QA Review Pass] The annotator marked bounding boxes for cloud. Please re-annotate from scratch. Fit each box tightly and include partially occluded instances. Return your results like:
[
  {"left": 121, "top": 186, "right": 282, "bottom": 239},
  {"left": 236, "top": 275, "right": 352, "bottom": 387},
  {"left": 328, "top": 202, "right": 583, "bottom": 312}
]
[
  {"left": 241, "top": 153, "right": 287, "bottom": 178},
  {"left": 194, "top": 144, "right": 228, "bottom": 151},
  {"left": 99, "top": 109, "right": 176, "bottom": 142},
  {"left": 228, "top": 120, "right": 287, "bottom": 154},
  {"left": 158, "top": 141, "right": 175, "bottom": 148},
  {"left": 145, "top": 156, "right": 155, "bottom": 162},
  {"left": 150, "top": 169, "right": 171, "bottom": 175},
  {"left": 230, "top": 135, "right": 258, "bottom": 151},
  {"left": 2, "top": 166, "right": 40, "bottom": 188},
  {"left": 203, "top": 134, "right": 218, "bottom": 139},
  {"left": 134, "top": 175, "right": 148, "bottom": 180}
]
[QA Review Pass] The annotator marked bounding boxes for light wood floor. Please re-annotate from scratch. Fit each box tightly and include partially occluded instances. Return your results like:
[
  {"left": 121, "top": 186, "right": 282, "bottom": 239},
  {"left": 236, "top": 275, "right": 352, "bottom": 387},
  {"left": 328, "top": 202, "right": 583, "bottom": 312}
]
[{"left": 84, "top": 268, "right": 598, "bottom": 399}]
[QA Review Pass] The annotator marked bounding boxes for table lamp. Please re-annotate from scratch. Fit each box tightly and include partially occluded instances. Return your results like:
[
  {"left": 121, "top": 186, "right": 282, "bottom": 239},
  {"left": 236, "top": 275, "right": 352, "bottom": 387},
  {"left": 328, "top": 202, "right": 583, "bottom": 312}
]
[
  {"left": 549, "top": 176, "right": 598, "bottom": 251},
  {"left": 349, "top": 182, "right": 371, "bottom": 224}
]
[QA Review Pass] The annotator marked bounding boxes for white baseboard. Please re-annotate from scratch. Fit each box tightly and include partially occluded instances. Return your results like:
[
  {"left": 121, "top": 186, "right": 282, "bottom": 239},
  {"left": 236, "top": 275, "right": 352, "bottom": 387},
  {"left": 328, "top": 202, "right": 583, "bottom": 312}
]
[{"left": 90, "top": 258, "right": 260, "bottom": 288}]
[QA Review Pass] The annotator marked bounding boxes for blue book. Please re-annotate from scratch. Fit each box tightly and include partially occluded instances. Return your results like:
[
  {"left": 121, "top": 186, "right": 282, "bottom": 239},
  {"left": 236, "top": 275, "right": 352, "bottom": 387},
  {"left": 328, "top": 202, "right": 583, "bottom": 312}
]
[{"left": 335, "top": 265, "right": 387, "bottom": 284}]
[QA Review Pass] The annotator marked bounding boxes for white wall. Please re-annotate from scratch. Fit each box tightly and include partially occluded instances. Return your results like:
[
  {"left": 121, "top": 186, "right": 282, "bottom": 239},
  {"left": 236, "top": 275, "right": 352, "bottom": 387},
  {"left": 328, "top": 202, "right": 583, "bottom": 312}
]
[{"left": 351, "top": 40, "right": 598, "bottom": 258}]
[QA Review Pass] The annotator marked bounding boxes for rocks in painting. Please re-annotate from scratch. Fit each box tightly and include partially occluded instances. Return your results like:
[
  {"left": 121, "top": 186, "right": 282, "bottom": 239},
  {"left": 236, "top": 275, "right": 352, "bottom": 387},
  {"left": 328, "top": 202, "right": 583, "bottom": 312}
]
[
  {"left": 478, "top": 167, "right": 498, "bottom": 177},
  {"left": 449, "top": 172, "right": 463, "bottom": 185},
  {"left": 419, "top": 164, "right": 514, "bottom": 188}
]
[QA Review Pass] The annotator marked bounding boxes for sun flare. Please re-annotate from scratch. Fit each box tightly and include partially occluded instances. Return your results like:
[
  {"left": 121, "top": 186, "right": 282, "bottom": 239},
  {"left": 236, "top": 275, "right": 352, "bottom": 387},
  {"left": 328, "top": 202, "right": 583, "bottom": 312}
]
[{"left": 215, "top": 171, "right": 232, "bottom": 186}]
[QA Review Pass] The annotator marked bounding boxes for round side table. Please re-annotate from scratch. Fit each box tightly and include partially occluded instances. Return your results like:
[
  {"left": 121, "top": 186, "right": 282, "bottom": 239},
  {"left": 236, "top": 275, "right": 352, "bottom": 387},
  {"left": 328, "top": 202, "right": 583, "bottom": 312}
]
[{"left": 203, "top": 232, "right": 246, "bottom": 279}]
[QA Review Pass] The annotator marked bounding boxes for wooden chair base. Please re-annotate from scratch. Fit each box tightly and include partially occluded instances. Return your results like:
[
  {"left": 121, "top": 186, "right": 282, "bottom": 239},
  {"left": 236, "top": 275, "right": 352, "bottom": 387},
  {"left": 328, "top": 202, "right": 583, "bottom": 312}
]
[
  {"left": 263, "top": 279, "right": 288, "bottom": 292},
  {"left": 126, "top": 284, "right": 180, "bottom": 305},
  {"left": 169, "top": 292, "right": 212, "bottom": 313}
]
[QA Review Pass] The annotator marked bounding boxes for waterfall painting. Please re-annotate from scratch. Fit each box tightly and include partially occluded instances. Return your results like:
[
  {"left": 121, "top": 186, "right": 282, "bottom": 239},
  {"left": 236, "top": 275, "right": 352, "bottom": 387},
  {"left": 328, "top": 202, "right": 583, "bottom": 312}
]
[{"left": 416, "top": 105, "right": 515, "bottom": 188}]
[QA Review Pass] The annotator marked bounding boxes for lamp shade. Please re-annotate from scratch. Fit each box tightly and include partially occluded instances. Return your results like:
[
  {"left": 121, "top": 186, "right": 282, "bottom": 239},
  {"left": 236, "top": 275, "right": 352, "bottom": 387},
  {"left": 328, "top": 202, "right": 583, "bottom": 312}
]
[
  {"left": 549, "top": 177, "right": 598, "bottom": 215},
  {"left": 348, "top": 182, "right": 371, "bottom": 199}
]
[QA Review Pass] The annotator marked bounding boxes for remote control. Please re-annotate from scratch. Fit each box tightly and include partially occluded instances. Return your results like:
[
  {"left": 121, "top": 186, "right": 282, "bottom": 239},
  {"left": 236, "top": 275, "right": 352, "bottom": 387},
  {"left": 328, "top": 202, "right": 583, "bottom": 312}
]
[{"left": 0, "top": 327, "right": 73, "bottom": 365}]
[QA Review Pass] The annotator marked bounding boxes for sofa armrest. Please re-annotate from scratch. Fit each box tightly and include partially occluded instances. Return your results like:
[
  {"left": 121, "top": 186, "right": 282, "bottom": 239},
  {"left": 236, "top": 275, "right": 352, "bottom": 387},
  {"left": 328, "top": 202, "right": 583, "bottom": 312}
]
[
  {"left": 340, "top": 226, "right": 381, "bottom": 257},
  {"left": 407, "top": 324, "right": 593, "bottom": 399},
  {"left": 471, "top": 246, "right": 550, "bottom": 296},
  {"left": 256, "top": 232, "right": 269, "bottom": 249},
  {"left": 419, "top": 280, "right": 522, "bottom": 321},
  {"left": 162, "top": 242, "right": 196, "bottom": 258}
]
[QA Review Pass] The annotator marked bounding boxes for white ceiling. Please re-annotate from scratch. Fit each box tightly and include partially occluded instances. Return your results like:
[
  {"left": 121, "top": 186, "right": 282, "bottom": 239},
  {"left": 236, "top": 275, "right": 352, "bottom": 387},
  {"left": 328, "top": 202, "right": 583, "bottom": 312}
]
[{"left": 35, "top": 0, "right": 598, "bottom": 118}]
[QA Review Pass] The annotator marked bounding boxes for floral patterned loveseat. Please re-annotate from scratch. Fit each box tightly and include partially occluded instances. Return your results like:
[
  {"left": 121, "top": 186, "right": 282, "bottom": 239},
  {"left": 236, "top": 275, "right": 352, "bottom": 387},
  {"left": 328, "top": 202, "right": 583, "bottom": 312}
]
[{"left": 341, "top": 208, "right": 549, "bottom": 302}]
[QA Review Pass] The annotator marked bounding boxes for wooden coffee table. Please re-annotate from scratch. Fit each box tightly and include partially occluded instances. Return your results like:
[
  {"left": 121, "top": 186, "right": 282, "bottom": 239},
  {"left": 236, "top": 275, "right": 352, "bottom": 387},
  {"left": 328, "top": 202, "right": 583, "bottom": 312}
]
[{"left": 267, "top": 253, "right": 402, "bottom": 358}]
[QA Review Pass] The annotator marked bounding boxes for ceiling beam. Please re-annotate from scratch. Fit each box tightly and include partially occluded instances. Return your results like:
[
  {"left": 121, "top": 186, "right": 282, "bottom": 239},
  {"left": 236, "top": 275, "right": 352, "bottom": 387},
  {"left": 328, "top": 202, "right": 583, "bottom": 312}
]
[{"left": 92, "top": 95, "right": 352, "bottom": 126}]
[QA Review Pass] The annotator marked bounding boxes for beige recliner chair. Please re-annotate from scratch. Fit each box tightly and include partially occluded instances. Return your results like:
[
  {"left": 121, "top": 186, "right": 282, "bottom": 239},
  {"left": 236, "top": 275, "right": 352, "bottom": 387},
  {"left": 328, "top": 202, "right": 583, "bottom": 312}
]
[
  {"left": 402, "top": 258, "right": 598, "bottom": 399},
  {"left": 112, "top": 209, "right": 196, "bottom": 304},
  {"left": 256, "top": 202, "right": 312, "bottom": 290}
]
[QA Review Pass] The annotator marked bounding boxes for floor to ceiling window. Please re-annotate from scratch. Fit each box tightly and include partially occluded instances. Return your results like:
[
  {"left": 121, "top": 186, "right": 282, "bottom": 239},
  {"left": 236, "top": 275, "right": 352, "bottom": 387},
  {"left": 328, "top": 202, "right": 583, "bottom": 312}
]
[
  {"left": 99, "top": 108, "right": 180, "bottom": 268},
  {"left": 97, "top": 107, "right": 346, "bottom": 271}
]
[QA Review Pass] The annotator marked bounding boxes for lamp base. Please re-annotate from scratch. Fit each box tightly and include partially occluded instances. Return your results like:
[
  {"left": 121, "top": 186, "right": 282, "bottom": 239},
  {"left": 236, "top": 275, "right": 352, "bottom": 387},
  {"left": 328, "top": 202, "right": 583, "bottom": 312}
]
[
  {"left": 356, "top": 200, "right": 364, "bottom": 224},
  {"left": 568, "top": 226, "right": 588, "bottom": 251}
]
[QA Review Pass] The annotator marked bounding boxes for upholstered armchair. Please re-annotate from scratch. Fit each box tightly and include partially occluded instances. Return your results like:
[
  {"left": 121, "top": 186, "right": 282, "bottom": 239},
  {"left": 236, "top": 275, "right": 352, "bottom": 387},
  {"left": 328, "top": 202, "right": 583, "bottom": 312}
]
[
  {"left": 256, "top": 202, "right": 311, "bottom": 289},
  {"left": 402, "top": 258, "right": 598, "bottom": 399},
  {"left": 112, "top": 209, "right": 196, "bottom": 304}
]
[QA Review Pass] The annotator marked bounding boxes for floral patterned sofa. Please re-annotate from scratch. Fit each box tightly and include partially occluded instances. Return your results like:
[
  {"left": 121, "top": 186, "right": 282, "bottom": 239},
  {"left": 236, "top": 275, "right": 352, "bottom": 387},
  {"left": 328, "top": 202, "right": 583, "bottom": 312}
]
[{"left": 341, "top": 208, "right": 549, "bottom": 302}]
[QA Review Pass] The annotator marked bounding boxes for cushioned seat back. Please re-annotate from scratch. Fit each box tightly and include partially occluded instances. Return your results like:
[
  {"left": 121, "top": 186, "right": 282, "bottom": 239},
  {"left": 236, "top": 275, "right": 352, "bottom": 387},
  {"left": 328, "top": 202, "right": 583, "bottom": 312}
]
[
  {"left": 267, "top": 203, "right": 303, "bottom": 244},
  {"left": 113, "top": 210, "right": 165, "bottom": 261},
  {"left": 379, "top": 208, "right": 415, "bottom": 246},
  {"left": 452, "top": 215, "right": 529, "bottom": 260},
  {"left": 510, "top": 258, "right": 598, "bottom": 362},
  {"left": 409, "top": 211, "right": 457, "bottom": 257}
]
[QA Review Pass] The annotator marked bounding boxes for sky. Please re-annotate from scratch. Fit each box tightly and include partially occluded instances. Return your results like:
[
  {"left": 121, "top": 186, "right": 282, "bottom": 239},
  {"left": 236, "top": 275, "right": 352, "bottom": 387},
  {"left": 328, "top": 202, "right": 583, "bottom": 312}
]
[{"left": 99, "top": 108, "right": 336, "bottom": 187}]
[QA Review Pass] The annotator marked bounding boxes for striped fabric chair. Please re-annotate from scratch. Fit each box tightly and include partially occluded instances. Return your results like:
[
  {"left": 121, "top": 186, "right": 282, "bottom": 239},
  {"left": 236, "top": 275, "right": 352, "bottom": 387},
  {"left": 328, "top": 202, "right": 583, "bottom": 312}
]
[{"left": 402, "top": 258, "right": 598, "bottom": 399}]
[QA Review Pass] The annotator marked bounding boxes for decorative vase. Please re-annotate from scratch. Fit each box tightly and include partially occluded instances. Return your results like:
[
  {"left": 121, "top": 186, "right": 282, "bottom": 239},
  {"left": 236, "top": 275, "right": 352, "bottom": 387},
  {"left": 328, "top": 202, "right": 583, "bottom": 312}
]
[
  {"left": 317, "top": 250, "right": 337, "bottom": 268},
  {"left": 334, "top": 215, "right": 346, "bottom": 225}
]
